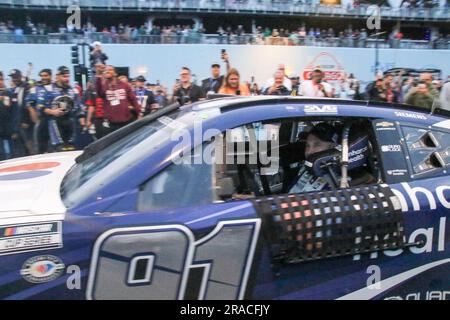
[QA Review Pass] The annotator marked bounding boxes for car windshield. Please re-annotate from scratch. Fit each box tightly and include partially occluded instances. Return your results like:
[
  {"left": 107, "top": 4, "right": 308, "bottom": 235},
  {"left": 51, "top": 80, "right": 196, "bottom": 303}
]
[{"left": 60, "top": 107, "right": 189, "bottom": 207}]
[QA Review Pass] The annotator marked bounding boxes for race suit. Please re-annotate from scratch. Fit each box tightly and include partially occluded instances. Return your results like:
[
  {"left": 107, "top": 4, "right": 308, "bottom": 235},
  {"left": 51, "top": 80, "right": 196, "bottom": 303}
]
[
  {"left": 36, "top": 83, "right": 83, "bottom": 149},
  {"left": 289, "top": 165, "right": 339, "bottom": 194},
  {"left": 31, "top": 83, "right": 54, "bottom": 153}
]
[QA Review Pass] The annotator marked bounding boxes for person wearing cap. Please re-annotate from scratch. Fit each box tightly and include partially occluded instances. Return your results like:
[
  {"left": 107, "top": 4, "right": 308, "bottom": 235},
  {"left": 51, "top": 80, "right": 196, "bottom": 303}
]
[
  {"left": 299, "top": 68, "right": 332, "bottom": 98},
  {"left": 201, "top": 63, "right": 225, "bottom": 94},
  {"left": 134, "top": 75, "right": 159, "bottom": 117},
  {"left": 95, "top": 64, "right": 141, "bottom": 133},
  {"left": 289, "top": 74, "right": 300, "bottom": 96},
  {"left": 36, "top": 66, "right": 84, "bottom": 152},
  {"left": 7, "top": 68, "right": 35, "bottom": 157},
  {"left": 289, "top": 123, "right": 340, "bottom": 193},
  {"left": 0, "top": 71, "right": 14, "bottom": 160}
]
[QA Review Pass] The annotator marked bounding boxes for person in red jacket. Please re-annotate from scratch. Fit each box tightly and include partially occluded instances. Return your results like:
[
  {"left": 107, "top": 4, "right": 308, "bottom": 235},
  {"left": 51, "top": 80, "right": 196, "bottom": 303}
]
[{"left": 95, "top": 64, "right": 140, "bottom": 133}]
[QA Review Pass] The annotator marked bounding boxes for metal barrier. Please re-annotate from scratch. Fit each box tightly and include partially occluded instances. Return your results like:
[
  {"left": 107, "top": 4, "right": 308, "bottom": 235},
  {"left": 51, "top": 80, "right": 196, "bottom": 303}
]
[
  {"left": 0, "top": 32, "right": 447, "bottom": 49},
  {"left": 0, "top": 0, "right": 448, "bottom": 20}
]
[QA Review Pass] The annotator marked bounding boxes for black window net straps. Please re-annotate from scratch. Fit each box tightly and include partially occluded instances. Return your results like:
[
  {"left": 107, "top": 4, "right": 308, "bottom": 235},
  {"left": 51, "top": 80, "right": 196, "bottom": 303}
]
[{"left": 252, "top": 184, "right": 405, "bottom": 264}]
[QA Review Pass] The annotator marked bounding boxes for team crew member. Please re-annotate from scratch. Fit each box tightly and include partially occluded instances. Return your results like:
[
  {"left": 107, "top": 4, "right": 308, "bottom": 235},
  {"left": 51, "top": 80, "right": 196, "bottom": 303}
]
[
  {"left": 85, "top": 82, "right": 107, "bottom": 140},
  {"left": 134, "top": 75, "right": 159, "bottom": 117},
  {"left": 289, "top": 123, "right": 340, "bottom": 193},
  {"left": 8, "top": 69, "right": 35, "bottom": 156},
  {"left": 31, "top": 69, "right": 53, "bottom": 153},
  {"left": 36, "top": 66, "right": 84, "bottom": 151},
  {"left": 95, "top": 64, "right": 141, "bottom": 132},
  {"left": 300, "top": 69, "right": 332, "bottom": 98},
  {"left": 171, "top": 67, "right": 205, "bottom": 106},
  {"left": 0, "top": 72, "right": 14, "bottom": 160}
]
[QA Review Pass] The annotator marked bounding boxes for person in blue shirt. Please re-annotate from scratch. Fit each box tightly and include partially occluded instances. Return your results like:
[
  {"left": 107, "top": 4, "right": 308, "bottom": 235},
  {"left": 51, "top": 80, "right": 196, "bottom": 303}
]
[{"left": 134, "top": 75, "right": 159, "bottom": 117}]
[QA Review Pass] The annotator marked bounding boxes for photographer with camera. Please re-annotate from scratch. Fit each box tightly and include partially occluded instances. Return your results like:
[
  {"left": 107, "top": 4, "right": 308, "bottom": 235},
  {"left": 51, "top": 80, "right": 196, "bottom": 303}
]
[
  {"left": 263, "top": 70, "right": 291, "bottom": 96},
  {"left": 404, "top": 80, "right": 435, "bottom": 111},
  {"left": 171, "top": 67, "right": 205, "bottom": 106},
  {"left": 90, "top": 41, "right": 108, "bottom": 69},
  {"left": 300, "top": 68, "right": 332, "bottom": 98}
]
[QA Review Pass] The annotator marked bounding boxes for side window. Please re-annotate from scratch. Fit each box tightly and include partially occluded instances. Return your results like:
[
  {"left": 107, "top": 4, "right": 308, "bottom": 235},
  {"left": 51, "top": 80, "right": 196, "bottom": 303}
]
[
  {"left": 214, "top": 121, "right": 284, "bottom": 200},
  {"left": 137, "top": 144, "right": 214, "bottom": 211},
  {"left": 401, "top": 125, "right": 450, "bottom": 176}
]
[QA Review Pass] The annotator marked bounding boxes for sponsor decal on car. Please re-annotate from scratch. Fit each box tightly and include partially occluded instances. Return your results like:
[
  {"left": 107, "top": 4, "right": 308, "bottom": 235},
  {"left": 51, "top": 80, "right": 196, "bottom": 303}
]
[
  {"left": 394, "top": 111, "right": 427, "bottom": 120},
  {"left": 381, "top": 145, "right": 402, "bottom": 152},
  {"left": 304, "top": 105, "right": 338, "bottom": 114},
  {"left": 0, "top": 162, "right": 61, "bottom": 181},
  {"left": 20, "top": 255, "right": 65, "bottom": 284},
  {"left": 375, "top": 121, "right": 397, "bottom": 131},
  {"left": 0, "top": 221, "right": 63, "bottom": 256},
  {"left": 387, "top": 169, "right": 408, "bottom": 176}
]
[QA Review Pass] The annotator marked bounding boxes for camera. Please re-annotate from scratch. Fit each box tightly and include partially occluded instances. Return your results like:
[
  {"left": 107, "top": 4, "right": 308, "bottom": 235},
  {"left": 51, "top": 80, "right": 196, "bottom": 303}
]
[{"left": 178, "top": 95, "right": 191, "bottom": 105}]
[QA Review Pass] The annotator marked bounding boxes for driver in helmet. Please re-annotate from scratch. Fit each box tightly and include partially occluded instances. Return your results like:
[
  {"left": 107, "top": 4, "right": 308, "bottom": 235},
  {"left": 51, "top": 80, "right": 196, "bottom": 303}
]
[{"left": 289, "top": 123, "right": 340, "bottom": 193}]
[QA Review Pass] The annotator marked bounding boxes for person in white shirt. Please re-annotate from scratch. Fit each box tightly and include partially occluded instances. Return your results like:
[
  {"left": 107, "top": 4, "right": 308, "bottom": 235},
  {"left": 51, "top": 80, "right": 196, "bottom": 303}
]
[
  {"left": 300, "top": 69, "right": 333, "bottom": 98},
  {"left": 262, "top": 64, "right": 292, "bottom": 92},
  {"left": 440, "top": 81, "right": 450, "bottom": 111}
]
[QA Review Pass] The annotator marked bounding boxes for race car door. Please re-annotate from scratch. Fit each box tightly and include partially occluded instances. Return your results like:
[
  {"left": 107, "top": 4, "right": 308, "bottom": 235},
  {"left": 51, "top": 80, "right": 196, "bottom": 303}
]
[{"left": 247, "top": 118, "right": 449, "bottom": 300}]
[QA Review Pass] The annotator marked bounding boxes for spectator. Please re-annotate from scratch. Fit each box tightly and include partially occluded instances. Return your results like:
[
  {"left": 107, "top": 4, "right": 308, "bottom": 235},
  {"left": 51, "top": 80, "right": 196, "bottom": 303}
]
[
  {"left": 262, "top": 64, "right": 292, "bottom": 92},
  {"left": 419, "top": 72, "right": 440, "bottom": 99},
  {"left": 171, "top": 67, "right": 205, "bottom": 105},
  {"left": 440, "top": 80, "right": 450, "bottom": 111},
  {"left": 134, "top": 75, "right": 159, "bottom": 116},
  {"left": 95, "top": 64, "right": 141, "bottom": 133},
  {"left": 300, "top": 68, "right": 332, "bottom": 97},
  {"left": 85, "top": 81, "right": 107, "bottom": 140},
  {"left": 89, "top": 42, "right": 108, "bottom": 68},
  {"left": 367, "top": 78, "right": 387, "bottom": 102},
  {"left": 404, "top": 80, "right": 435, "bottom": 110},
  {"left": 0, "top": 72, "right": 14, "bottom": 160},
  {"left": 289, "top": 75, "right": 301, "bottom": 96},
  {"left": 263, "top": 70, "right": 291, "bottom": 95},
  {"left": 201, "top": 61, "right": 227, "bottom": 94},
  {"left": 218, "top": 68, "right": 250, "bottom": 96}
]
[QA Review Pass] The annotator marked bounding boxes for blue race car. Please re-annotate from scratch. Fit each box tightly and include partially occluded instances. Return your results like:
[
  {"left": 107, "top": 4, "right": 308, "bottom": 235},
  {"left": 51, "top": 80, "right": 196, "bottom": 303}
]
[{"left": 0, "top": 96, "right": 448, "bottom": 300}]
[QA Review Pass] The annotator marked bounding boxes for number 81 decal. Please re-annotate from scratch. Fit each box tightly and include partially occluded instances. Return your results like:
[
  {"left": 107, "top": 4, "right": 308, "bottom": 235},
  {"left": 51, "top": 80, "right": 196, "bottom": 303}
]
[{"left": 86, "top": 219, "right": 261, "bottom": 300}]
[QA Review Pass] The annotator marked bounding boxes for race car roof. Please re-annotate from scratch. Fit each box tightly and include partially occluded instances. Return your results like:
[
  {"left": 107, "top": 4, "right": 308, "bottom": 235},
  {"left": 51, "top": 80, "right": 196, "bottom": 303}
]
[{"left": 76, "top": 96, "right": 450, "bottom": 164}]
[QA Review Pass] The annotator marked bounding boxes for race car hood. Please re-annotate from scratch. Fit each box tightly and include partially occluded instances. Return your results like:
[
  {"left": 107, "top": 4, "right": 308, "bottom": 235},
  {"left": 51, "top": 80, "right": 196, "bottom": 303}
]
[{"left": 0, "top": 151, "right": 81, "bottom": 222}]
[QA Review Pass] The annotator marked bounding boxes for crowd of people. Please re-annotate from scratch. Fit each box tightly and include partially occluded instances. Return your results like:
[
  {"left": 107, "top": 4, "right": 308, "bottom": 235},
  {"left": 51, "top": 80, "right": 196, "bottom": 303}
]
[
  {"left": 1, "top": 47, "right": 449, "bottom": 161},
  {"left": 1, "top": 16, "right": 449, "bottom": 49}
]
